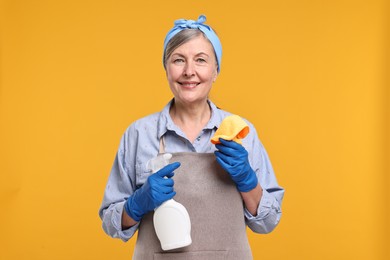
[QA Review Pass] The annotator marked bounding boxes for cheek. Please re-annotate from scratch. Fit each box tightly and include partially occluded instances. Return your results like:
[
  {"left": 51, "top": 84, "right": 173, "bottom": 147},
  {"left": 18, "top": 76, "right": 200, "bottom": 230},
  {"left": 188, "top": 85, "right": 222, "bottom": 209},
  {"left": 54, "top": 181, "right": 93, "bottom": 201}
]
[
  {"left": 166, "top": 69, "right": 174, "bottom": 83},
  {"left": 205, "top": 68, "right": 217, "bottom": 83},
  {"left": 166, "top": 67, "right": 181, "bottom": 81}
]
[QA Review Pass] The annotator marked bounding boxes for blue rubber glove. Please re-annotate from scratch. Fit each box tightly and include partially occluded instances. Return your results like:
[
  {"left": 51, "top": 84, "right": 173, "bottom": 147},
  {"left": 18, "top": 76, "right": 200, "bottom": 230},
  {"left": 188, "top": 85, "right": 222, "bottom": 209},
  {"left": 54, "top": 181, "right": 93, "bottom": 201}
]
[
  {"left": 215, "top": 138, "right": 258, "bottom": 192},
  {"left": 124, "top": 162, "right": 180, "bottom": 222}
]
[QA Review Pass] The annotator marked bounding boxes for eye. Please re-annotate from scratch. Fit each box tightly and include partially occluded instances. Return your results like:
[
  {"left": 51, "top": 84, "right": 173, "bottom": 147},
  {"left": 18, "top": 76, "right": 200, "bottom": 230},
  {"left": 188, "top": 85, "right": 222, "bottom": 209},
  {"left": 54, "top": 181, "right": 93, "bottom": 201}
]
[
  {"left": 173, "top": 58, "right": 185, "bottom": 64},
  {"left": 196, "top": 58, "right": 206, "bottom": 63}
]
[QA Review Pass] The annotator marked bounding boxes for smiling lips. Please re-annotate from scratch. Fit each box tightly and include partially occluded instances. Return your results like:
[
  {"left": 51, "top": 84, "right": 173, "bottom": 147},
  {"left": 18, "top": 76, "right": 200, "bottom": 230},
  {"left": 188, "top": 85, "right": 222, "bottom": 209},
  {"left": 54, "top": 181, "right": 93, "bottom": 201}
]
[{"left": 178, "top": 81, "right": 200, "bottom": 89}]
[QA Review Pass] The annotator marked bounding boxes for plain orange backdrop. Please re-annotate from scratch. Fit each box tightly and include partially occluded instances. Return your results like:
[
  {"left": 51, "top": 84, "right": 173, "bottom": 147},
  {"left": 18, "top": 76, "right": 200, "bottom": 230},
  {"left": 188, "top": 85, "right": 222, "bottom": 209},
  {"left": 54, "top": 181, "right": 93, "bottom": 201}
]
[{"left": 0, "top": 0, "right": 389, "bottom": 259}]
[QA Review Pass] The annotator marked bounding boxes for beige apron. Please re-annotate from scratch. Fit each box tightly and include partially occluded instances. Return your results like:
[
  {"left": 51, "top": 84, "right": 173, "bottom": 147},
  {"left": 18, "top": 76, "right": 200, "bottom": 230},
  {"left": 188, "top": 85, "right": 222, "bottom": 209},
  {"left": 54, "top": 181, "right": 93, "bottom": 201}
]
[{"left": 132, "top": 138, "right": 253, "bottom": 260}]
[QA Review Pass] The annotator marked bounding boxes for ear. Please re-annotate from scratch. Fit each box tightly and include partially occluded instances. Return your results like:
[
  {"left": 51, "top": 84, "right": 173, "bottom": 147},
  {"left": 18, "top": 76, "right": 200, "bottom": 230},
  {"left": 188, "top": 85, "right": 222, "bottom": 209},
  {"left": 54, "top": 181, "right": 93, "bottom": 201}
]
[
  {"left": 213, "top": 67, "right": 218, "bottom": 82},
  {"left": 165, "top": 64, "right": 169, "bottom": 78}
]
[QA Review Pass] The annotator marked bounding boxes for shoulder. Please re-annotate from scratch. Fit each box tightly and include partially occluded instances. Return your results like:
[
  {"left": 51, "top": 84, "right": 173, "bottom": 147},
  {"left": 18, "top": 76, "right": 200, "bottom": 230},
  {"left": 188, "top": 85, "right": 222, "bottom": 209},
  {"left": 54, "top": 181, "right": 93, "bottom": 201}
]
[
  {"left": 130, "top": 112, "right": 161, "bottom": 130},
  {"left": 120, "top": 112, "right": 162, "bottom": 168},
  {"left": 118, "top": 112, "right": 161, "bottom": 145},
  {"left": 209, "top": 100, "right": 231, "bottom": 116},
  {"left": 126, "top": 112, "right": 160, "bottom": 132},
  {"left": 208, "top": 100, "right": 233, "bottom": 125},
  {"left": 210, "top": 101, "right": 255, "bottom": 127},
  {"left": 124, "top": 101, "right": 171, "bottom": 135}
]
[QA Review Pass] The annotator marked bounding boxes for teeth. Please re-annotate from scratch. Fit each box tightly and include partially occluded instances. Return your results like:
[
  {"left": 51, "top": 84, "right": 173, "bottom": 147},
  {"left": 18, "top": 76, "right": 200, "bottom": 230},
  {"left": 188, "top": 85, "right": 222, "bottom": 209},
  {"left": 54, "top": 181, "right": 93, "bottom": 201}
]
[{"left": 181, "top": 83, "right": 198, "bottom": 87}]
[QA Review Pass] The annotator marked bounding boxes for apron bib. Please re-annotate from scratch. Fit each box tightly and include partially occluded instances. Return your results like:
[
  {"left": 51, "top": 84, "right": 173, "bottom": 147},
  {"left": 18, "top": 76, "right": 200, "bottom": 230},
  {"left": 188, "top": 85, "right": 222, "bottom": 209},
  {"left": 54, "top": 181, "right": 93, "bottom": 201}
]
[{"left": 132, "top": 138, "right": 252, "bottom": 260}]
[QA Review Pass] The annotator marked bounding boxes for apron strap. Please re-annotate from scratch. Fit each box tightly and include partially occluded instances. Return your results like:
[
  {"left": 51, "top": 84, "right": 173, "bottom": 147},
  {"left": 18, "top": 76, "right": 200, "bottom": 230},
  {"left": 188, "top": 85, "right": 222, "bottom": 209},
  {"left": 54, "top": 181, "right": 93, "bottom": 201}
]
[{"left": 158, "top": 135, "right": 166, "bottom": 154}]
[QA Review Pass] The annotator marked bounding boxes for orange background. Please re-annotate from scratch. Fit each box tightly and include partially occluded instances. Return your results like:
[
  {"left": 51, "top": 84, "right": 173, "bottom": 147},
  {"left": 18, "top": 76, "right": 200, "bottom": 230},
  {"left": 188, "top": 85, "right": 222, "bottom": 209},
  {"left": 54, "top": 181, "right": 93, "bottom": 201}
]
[{"left": 1, "top": 0, "right": 389, "bottom": 259}]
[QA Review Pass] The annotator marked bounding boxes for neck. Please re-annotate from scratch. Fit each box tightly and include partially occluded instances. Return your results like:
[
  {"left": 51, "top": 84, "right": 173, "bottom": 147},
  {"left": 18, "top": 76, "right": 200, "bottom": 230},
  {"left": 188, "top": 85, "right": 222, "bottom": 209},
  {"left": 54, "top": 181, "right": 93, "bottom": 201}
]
[{"left": 170, "top": 99, "right": 211, "bottom": 126}]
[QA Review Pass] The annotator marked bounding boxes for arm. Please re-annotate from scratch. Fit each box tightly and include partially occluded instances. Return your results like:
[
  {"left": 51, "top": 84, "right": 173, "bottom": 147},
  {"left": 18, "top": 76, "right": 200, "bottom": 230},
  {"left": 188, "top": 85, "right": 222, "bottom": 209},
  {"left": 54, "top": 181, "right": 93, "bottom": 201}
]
[
  {"left": 122, "top": 210, "right": 138, "bottom": 230},
  {"left": 244, "top": 130, "right": 284, "bottom": 234},
  {"left": 98, "top": 126, "right": 139, "bottom": 241},
  {"left": 98, "top": 154, "right": 139, "bottom": 241},
  {"left": 215, "top": 132, "right": 284, "bottom": 233},
  {"left": 240, "top": 183, "right": 262, "bottom": 216},
  {"left": 99, "top": 126, "right": 180, "bottom": 239}
]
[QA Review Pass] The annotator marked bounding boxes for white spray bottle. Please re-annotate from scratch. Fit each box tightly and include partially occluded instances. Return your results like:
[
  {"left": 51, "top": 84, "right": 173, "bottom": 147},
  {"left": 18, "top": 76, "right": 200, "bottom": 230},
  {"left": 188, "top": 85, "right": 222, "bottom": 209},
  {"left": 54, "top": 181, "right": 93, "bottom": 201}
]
[{"left": 146, "top": 153, "right": 192, "bottom": 251}]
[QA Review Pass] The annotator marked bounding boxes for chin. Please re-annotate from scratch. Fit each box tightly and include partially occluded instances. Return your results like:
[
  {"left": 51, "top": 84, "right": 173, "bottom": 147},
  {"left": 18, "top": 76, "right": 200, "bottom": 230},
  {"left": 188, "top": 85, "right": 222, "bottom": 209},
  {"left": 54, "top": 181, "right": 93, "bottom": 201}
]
[{"left": 177, "top": 96, "right": 207, "bottom": 105}]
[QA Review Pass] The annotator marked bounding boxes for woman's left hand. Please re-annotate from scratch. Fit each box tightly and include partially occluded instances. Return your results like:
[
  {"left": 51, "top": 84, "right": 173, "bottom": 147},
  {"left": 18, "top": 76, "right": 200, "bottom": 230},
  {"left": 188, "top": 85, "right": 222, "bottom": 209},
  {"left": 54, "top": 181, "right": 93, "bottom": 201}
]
[{"left": 214, "top": 138, "right": 258, "bottom": 192}]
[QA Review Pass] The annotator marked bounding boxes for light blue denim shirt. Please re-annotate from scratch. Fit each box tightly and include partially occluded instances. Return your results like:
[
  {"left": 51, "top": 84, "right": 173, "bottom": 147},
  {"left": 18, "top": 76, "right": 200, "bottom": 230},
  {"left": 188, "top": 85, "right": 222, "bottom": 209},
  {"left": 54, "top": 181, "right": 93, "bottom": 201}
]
[{"left": 99, "top": 100, "right": 284, "bottom": 241}]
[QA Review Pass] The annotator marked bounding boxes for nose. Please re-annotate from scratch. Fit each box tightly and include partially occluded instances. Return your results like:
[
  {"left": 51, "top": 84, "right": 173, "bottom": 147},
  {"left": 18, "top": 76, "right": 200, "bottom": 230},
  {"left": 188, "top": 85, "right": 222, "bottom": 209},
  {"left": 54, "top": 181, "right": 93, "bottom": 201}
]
[{"left": 183, "top": 61, "right": 195, "bottom": 77}]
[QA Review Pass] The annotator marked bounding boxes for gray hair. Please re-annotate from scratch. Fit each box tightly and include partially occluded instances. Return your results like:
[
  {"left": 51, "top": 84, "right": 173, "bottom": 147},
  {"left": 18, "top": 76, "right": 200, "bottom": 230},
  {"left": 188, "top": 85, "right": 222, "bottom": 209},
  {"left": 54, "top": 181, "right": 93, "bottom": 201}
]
[{"left": 163, "top": 29, "right": 208, "bottom": 69}]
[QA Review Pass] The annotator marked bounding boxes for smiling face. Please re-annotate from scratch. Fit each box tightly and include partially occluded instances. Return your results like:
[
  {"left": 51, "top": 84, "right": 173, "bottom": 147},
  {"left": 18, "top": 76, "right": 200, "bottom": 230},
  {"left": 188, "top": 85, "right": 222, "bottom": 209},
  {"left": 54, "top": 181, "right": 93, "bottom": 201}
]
[{"left": 165, "top": 34, "right": 218, "bottom": 106}]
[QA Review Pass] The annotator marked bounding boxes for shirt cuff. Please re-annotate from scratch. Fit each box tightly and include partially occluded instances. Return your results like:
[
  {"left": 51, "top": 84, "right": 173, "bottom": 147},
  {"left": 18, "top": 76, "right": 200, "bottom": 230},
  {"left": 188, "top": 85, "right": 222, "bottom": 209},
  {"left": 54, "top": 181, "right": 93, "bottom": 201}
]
[
  {"left": 112, "top": 202, "right": 139, "bottom": 242},
  {"left": 244, "top": 188, "right": 277, "bottom": 221}
]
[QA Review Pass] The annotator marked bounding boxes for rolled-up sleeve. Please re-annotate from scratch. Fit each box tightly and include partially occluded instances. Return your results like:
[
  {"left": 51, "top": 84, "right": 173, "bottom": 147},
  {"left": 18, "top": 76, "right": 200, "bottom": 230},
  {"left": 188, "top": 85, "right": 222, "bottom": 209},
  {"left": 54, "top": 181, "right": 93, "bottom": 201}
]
[
  {"left": 244, "top": 126, "right": 284, "bottom": 233},
  {"left": 101, "top": 200, "right": 139, "bottom": 241},
  {"left": 98, "top": 126, "right": 139, "bottom": 241}
]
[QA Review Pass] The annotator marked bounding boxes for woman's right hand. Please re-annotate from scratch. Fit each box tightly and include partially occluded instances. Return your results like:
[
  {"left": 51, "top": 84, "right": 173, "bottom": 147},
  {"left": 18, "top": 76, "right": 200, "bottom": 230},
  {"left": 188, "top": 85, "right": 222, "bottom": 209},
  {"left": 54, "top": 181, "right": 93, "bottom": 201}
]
[{"left": 124, "top": 162, "right": 180, "bottom": 222}]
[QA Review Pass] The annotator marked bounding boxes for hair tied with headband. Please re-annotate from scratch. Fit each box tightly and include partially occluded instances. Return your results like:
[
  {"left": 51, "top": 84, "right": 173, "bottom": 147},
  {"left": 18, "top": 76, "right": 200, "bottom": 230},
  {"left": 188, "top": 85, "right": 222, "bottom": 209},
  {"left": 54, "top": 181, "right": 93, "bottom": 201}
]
[
  {"left": 174, "top": 15, "right": 208, "bottom": 30},
  {"left": 163, "top": 15, "right": 222, "bottom": 73}
]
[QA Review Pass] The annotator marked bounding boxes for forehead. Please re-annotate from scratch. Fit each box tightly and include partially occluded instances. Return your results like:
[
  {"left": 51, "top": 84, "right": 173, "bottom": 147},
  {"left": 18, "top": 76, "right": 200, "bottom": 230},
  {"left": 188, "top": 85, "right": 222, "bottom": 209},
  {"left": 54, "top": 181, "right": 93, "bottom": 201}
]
[{"left": 171, "top": 35, "right": 215, "bottom": 56}]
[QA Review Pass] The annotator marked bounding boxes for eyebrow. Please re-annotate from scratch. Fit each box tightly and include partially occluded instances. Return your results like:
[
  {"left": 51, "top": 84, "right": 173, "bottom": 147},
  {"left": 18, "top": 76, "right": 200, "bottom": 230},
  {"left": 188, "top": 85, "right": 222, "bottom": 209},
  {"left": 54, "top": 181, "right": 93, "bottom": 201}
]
[
  {"left": 171, "top": 52, "right": 210, "bottom": 57},
  {"left": 195, "top": 52, "right": 210, "bottom": 57}
]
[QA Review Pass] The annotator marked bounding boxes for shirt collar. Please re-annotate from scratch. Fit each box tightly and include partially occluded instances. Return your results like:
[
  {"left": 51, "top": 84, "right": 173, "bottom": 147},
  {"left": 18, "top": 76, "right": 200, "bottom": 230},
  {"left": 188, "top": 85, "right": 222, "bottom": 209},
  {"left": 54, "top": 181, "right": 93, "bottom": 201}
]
[{"left": 157, "top": 99, "right": 223, "bottom": 139}]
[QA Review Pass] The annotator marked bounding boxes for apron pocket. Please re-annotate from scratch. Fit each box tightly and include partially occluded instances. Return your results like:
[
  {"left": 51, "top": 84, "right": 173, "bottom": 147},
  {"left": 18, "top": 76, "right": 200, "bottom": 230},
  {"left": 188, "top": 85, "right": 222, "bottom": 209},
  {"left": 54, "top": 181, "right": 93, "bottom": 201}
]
[{"left": 154, "top": 250, "right": 227, "bottom": 260}]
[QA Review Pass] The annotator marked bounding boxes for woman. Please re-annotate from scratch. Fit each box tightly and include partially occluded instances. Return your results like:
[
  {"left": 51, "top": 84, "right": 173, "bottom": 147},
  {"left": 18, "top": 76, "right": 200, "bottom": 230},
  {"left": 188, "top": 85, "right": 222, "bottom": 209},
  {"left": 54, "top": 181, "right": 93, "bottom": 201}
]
[{"left": 99, "top": 15, "right": 284, "bottom": 259}]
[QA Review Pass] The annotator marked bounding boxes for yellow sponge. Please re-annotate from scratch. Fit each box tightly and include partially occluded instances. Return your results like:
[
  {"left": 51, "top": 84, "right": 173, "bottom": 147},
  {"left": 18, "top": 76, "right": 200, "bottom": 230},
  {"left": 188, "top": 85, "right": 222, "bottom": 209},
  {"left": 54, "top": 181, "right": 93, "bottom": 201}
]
[{"left": 210, "top": 115, "right": 250, "bottom": 144}]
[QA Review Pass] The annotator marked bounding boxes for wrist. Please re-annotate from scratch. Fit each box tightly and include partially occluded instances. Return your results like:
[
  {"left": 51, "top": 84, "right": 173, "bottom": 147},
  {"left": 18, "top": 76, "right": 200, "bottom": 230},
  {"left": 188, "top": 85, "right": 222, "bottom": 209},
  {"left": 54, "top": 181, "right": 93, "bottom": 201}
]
[
  {"left": 124, "top": 196, "right": 143, "bottom": 222},
  {"left": 122, "top": 205, "right": 139, "bottom": 229}
]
